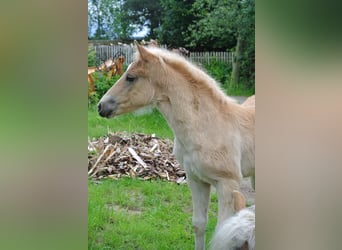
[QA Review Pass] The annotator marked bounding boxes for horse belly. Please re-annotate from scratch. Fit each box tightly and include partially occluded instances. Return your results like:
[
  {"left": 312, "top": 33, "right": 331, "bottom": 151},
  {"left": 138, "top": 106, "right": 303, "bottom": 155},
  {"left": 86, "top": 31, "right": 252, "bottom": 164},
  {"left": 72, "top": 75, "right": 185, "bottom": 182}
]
[
  {"left": 241, "top": 154, "right": 254, "bottom": 177},
  {"left": 241, "top": 138, "right": 255, "bottom": 177}
]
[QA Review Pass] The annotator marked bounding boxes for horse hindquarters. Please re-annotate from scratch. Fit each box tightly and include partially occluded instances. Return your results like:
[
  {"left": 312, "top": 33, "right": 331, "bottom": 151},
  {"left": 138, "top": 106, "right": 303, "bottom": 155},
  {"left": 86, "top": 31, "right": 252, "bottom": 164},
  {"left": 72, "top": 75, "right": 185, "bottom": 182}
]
[{"left": 215, "top": 178, "right": 240, "bottom": 224}]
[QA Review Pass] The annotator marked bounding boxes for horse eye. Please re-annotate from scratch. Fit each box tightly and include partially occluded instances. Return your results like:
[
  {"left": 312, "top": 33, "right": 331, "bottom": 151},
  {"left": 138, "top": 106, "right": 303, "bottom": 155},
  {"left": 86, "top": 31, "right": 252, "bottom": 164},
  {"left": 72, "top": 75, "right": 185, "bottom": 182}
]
[{"left": 126, "top": 75, "right": 136, "bottom": 82}]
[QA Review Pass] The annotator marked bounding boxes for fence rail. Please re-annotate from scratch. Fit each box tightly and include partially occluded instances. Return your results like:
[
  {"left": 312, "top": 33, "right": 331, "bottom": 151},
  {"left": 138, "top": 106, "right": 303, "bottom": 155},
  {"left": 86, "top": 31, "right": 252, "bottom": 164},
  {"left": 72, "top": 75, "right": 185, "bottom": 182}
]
[
  {"left": 90, "top": 44, "right": 233, "bottom": 66},
  {"left": 189, "top": 51, "right": 233, "bottom": 65}
]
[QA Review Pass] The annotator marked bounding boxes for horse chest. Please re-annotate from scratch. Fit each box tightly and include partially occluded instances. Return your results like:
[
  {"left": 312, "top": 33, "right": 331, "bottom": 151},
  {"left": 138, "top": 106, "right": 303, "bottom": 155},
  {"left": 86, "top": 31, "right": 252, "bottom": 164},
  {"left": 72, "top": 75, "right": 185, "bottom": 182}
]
[
  {"left": 173, "top": 134, "right": 244, "bottom": 184},
  {"left": 174, "top": 139, "right": 221, "bottom": 184},
  {"left": 182, "top": 150, "right": 215, "bottom": 183}
]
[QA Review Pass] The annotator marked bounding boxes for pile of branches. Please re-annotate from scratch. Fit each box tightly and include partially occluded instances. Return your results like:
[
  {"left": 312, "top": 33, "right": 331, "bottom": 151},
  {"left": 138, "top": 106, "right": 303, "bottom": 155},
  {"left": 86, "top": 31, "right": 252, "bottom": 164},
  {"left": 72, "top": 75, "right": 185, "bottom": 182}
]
[{"left": 88, "top": 133, "right": 186, "bottom": 184}]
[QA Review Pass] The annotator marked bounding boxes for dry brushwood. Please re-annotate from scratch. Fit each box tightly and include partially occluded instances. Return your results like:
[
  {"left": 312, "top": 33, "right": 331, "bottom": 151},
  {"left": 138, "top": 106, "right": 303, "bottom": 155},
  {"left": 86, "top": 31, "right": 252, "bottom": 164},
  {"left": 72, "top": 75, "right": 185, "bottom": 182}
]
[{"left": 88, "top": 132, "right": 187, "bottom": 183}]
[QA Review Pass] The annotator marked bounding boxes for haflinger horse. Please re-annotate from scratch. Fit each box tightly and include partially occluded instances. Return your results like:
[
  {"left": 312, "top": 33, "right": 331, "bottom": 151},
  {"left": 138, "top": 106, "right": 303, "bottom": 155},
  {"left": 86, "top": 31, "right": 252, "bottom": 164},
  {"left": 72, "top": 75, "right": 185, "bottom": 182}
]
[{"left": 98, "top": 42, "right": 255, "bottom": 250}]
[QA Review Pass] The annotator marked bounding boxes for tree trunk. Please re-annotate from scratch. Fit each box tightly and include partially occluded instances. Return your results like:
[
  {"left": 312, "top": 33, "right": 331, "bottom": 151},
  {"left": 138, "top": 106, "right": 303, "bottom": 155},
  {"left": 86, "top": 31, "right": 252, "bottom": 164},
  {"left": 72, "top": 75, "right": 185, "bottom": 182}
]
[{"left": 231, "top": 36, "right": 243, "bottom": 86}]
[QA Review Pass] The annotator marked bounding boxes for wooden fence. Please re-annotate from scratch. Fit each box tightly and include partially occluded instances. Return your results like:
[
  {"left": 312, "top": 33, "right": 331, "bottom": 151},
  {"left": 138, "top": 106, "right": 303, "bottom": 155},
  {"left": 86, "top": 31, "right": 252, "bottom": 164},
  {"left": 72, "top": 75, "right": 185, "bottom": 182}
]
[
  {"left": 90, "top": 44, "right": 233, "bottom": 66},
  {"left": 189, "top": 51, "right": 233, "bottom": 65}
]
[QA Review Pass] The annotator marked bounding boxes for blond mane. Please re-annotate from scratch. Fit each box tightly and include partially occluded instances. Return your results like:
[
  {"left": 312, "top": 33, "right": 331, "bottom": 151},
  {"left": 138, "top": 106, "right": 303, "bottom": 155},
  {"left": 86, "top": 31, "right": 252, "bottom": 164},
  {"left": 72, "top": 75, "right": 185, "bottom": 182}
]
[{"left": 134, "top": 47, "right": 237, "bottom": 105}]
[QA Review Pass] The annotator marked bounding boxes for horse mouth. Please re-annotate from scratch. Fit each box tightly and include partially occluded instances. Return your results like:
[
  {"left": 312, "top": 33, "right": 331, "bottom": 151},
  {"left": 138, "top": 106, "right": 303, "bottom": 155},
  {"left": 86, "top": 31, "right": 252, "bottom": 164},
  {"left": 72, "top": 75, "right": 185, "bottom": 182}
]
[
  {"left": 98, "top": 108, "right": 114, "bottom": 118},
  {"left": 107, "top": 110, "right": 119, "bottom": 118},
  {"left": 98, "top": 106, "right": 118, "bottom": 118},
  {"left": 99, "top": 110, "right": 116, "bottom": 118},
  {"left": 98, "top": 95, "right": 118, "bottom": 118}
]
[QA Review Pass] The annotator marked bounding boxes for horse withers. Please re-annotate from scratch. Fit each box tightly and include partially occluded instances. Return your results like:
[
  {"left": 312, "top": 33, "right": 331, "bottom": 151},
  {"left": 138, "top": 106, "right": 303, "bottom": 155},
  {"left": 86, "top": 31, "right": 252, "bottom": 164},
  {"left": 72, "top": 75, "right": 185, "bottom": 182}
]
[{"left": 98, "top": 42, "right": 255, "bottom": 250}]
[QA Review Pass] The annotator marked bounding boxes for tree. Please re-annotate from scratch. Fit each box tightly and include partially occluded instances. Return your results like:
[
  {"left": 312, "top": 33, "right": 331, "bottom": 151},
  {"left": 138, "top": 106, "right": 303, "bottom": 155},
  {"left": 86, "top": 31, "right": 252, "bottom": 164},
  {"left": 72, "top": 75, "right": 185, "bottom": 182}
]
[
  {"left": 186, "top": 0, "right": 236, "bottom": 50},
  {"left": 88, "top": 0, "right": 164, "bottom": 40},
  {"left": 186, "top": 0, "right": 255, "bottom": 86},
  {"left": 88, "top": 0, "right": 137, "bottom": 40},
  {"left": 122, "top": 0, "right": 162, "bottom": 38},
  {"left": 234, "top": 0, "right": 255, "bottom": 87},
  {"left": 156, "top": 0, "right": 196, "bottom": 47},
  {"left": 88, "top": 0, "right": 108, "bottom": 39},
  {"left": 112, "top": 1, "right": 135, "bottom": 41}
]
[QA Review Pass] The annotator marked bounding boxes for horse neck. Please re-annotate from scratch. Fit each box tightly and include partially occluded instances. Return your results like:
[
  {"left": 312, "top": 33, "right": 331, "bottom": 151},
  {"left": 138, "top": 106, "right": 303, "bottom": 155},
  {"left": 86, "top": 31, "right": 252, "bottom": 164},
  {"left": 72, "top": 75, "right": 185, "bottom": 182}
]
[{"left": 155, "top": 76, "right": 230, "bottom": 142}]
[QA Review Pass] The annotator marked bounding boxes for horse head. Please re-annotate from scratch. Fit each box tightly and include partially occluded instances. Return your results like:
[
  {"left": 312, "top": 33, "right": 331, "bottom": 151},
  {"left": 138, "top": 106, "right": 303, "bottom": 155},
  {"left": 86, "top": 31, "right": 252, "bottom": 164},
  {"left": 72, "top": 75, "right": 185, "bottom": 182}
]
[{"left": 98, "top": 43, "right": 161, "bottom": 118}]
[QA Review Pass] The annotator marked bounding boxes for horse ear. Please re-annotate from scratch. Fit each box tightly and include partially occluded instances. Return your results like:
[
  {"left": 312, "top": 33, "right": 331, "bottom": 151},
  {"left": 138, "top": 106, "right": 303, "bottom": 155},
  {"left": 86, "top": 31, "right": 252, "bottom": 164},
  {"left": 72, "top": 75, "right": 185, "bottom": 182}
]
[{"left": 135, "top": 41, "right": 156, "bottom": 62}]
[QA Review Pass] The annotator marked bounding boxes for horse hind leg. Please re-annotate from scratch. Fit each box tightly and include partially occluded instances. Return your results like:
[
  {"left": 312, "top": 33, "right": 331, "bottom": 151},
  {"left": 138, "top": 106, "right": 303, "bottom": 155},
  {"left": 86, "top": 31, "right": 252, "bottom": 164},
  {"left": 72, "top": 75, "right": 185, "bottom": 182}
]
[
  {"left": 233, "top": 190, "right": 246, "bottom": 211},
  {"left": 187, "top": 177, "right": 211, "bottom": 250},
  {"left": 216, "top": 178, "right": 240, "bottom": 224},
  {"left": 251, "top": 175, "right": 255, "bottom": 190}
]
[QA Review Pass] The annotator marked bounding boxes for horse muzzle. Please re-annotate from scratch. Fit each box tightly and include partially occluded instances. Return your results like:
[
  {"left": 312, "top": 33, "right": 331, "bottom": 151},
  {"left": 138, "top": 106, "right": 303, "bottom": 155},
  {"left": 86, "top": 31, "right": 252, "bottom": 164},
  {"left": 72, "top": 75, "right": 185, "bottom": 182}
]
[{"left": 98, "top": 95, "right": 117, "bottom": 118}]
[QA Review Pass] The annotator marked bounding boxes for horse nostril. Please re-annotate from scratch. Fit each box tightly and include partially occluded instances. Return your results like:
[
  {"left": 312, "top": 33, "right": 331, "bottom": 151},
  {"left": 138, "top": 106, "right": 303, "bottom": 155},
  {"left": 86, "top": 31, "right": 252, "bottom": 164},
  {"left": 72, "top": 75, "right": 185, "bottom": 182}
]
[{"left": 98, "top": 95, "right": 117, "bottom": 118}]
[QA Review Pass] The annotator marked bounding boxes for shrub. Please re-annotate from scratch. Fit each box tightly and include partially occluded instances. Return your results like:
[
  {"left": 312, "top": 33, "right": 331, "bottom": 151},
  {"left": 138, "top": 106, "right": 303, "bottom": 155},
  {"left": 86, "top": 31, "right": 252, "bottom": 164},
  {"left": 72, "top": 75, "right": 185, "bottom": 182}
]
[
  {"left": 203, "top": 60, "right": 232, "bottom": 86},
  {"left": 88, "top": 73, "right": 121, "bottom": 106},
  {"left": 203, "top": 60, "right": 254, "bottom": 96}
]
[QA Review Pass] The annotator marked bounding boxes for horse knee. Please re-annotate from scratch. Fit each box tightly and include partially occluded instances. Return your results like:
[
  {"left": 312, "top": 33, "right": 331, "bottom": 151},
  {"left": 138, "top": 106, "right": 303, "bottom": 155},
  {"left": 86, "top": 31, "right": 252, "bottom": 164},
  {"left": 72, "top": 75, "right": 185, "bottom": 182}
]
[{"left": 192, "top": 217, "right": 207, "bottom": 235}]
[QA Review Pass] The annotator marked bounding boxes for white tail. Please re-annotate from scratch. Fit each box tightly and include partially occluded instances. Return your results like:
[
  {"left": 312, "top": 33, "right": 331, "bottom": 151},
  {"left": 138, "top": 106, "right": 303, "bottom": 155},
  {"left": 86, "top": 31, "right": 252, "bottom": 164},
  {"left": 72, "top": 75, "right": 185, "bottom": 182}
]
[{"left": 210, "top": 191, "right": 255, "bottom": 250}]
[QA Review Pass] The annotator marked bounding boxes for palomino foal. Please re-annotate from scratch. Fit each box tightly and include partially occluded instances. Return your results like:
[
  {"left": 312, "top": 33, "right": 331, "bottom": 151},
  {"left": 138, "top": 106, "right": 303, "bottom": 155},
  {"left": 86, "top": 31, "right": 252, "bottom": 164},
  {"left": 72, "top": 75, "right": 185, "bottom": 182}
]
[{"left": 98, "top": 44, "right": 255, "bottom": 250}]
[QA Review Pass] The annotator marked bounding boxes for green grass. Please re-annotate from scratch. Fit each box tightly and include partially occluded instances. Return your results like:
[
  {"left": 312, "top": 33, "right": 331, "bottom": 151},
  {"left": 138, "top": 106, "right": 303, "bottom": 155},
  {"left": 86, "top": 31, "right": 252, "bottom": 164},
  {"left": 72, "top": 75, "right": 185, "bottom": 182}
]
[
  {"left": 88, "top": 178, "right": 218, "bottom": 250},
  {"left": 88, "top": 105, "right": 173, "bottom": 139},
  {"left": 223, "top": 83, "right": 255, "bottom": 97}
]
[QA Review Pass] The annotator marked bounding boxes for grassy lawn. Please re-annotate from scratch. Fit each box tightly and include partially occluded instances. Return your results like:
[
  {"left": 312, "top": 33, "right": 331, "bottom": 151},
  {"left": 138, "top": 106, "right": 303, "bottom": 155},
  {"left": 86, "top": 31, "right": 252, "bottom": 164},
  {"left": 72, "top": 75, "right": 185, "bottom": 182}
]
[
  {"left": 88, "top": 105, "right": 173, "bottom": 140},
  {"left": 88, "top": 178, "right": 218, "bottom": 250}
]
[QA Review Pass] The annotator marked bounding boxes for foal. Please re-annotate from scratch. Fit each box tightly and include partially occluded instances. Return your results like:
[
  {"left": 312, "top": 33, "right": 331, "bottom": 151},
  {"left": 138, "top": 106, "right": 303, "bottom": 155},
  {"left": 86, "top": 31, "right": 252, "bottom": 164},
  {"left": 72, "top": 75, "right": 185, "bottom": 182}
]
[{"left": 98, "top": 43, "right": 255, "bottom": 250}]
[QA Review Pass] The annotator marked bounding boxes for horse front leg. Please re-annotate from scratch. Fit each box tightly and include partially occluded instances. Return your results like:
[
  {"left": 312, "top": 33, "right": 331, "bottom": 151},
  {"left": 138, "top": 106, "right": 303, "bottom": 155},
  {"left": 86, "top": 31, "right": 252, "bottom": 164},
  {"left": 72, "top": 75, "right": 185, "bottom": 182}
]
[{"left": 187, "top": 176, "right": 211, "bottom": 250}]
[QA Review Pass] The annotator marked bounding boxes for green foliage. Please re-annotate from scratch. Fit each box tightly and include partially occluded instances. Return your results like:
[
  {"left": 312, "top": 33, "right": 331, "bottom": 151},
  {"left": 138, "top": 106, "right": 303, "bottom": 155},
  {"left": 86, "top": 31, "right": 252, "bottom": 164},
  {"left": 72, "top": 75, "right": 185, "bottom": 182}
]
[
  {"left": 88, "top": 0, "right": 162, "bottom": 40},
  {"left": 89, "top": 0, "right": 136, "bottom": 40},
  {"left": 88, "top": 45, "right": 97, "bottom": 67},
  {"left": 186, "top": 0, "right": 255, "bottom": 87},
  {"left": 186, "top": 0, "right": 236, "bottom": 50},
  {"left": 112, "top": 4, "right": 134, "bottom": 40},
  {"left": 123, "top": 0, "right": 162, "bottom": 38},
  {"left": 224, "top": 82, "right": 255, "bottom": 96},
  {"left": 235, "top": 0, "right": 255, "bottom": 87},
  {"left": 88, "top": 0, "right": 111, "bottom": 39},
  {"left": 203, "top": 60, "right": 232, "bottom": 86},
  {"left": 88, "top": 178, "right": 218, "bottom": 249},
  {"left": 88, "top": 74, "right": 120, "bottom": 106},
  {"left": 156, "top": 0, "right": 195, "bottom": 46},
  {"left": 202, "top": 60, "right": 254, "bottom": 96}
]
